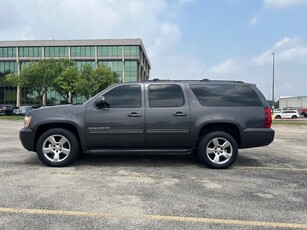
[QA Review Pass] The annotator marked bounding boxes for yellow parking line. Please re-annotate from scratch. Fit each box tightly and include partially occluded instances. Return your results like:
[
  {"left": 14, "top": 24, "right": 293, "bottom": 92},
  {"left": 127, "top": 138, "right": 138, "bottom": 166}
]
[
  {"left": 237, "top": 166, "right": 307, "bottom": 172},
  {"left": 0, "top": 207, "right": 307, "bottom": 229}
]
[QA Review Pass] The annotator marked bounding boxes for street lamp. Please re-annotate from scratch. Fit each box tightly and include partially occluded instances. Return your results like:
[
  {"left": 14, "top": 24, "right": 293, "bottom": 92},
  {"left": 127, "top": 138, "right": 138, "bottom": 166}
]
[{"left": 272, "top": 52, "right": 275, "bottom": 109}]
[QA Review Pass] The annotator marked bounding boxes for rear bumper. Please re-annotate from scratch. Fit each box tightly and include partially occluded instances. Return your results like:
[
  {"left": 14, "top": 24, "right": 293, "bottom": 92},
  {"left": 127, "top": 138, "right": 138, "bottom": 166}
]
[
  {"left": 240, "top": 128, "right": 275, "bottom": 148},
  {"left": 19, "top": 128, "right": 36, "bottom": 151}
]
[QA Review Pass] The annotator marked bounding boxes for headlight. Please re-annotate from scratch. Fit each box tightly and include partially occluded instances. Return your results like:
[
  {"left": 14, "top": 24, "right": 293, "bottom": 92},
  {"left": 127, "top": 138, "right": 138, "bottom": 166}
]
[{"left": 24, "top": 116, "right": 32, "bottom": 128}]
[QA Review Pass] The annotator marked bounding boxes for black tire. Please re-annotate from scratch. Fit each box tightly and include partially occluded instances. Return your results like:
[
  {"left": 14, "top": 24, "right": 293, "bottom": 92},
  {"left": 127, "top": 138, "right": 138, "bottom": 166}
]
[
  {"left": 198, "top": 131, "right": 238, "bottom": 169},
  {"left": 36, "top": 128, "right": 80, "bottom": 167},
  {"left": 291, "top": 115, "right": 297, "bottom": 119},
  {"left": 275, "top": 115, "right": 281, "bottom": 119}
]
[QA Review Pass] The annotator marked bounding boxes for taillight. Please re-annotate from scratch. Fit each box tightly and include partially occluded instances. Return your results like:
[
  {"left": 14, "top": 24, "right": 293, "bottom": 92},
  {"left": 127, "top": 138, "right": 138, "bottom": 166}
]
[{"left": 264, "top": 107, "right": 272, "bottom": 128}]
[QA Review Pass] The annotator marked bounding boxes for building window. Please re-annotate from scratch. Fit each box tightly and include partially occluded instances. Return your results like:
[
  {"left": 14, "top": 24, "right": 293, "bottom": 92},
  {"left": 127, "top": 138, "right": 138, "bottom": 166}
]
[
  {"left": 0, "top": 47, "right": 16, "bottom": 58},
  {"left": 71, "top": 46, "right": 95, "bottom": 57},
  {"left": 0, "top": 61, "right": 18, "bottom": 104},
  {"left": 97, "top": 46, "right": 122, "bottom": 57},
  {"left": 19, "top": 47, "right": 42, "bottom": 58},
  {"left": 124, "top": 46, "right": 139, "bottom": 57},
  {"left": 44, "top": 46, "right": 68, "bottom": 57},
  {"left": 124, "top": 61, "right": 137, "bottom": 82}
]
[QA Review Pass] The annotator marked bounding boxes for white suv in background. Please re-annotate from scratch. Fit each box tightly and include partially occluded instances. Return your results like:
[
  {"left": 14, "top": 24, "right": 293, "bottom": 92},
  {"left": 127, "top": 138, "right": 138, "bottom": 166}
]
[{"left": 274, "top": 110, "right": 300, "bottom": 119}]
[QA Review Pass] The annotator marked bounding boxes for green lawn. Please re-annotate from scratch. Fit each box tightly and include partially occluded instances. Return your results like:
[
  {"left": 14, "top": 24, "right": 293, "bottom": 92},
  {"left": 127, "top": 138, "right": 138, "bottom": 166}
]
[
  {"left": 0, "top": 115, "right": 24, "bottom": 120},
  {"left": 272, "top": 120, "right": 307, "bottom": 125}
]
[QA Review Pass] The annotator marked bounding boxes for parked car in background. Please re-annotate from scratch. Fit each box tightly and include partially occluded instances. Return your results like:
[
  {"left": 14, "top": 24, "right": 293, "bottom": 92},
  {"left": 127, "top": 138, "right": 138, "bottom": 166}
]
[
  {"left": 273, "top": 109, "right": 282, "bottom": 114},
  {"left": 299, "top": 108, "right": 307, "bottom": 117},
  {"left": 13, "top": 105, "right": 41, "bottom": 116},
  {"left": 0, "top": 105, "right": 18, "bottom": 115},
  {"left": 274, "top": 110, "right": 300, "bottom": 119}
]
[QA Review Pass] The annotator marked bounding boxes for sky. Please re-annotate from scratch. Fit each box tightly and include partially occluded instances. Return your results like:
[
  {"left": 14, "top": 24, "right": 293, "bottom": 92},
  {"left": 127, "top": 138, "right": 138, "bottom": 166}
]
[{"left": 1, "top": 0, "right": 307, "bottom": 101}]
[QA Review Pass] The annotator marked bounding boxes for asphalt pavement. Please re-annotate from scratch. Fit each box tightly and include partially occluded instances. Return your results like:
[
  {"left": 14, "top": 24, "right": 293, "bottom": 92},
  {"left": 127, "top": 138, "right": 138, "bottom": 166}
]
[{"left": 0, "top": 120, "right": 306, "bottom": 230}]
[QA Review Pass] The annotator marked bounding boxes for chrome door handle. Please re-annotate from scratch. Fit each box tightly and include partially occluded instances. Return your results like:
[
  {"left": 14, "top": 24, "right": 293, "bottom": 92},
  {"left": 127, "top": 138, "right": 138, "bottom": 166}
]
[
  {"left": 128, "top": 112, "right": 142, "bottom": 117},
  {"left": 173, "top": 112, "right": 187, "bottom": 117}
]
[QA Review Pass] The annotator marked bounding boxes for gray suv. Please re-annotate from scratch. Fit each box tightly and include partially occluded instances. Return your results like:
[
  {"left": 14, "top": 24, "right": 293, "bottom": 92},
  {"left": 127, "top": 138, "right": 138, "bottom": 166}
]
[{"left": 20, "top": 79, "right": 274, "bottom": 169}]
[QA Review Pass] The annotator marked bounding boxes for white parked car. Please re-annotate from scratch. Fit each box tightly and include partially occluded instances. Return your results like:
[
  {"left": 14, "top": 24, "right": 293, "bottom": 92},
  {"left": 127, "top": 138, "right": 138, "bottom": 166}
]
[{"left": 274, "top": 110, "right": 300, "bottom": 119}]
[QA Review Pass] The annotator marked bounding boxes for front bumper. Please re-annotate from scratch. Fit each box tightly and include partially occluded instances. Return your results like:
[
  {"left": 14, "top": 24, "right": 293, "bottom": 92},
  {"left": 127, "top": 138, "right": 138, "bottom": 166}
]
[
  {"left": 19, "top": 128, "right": 36, "bottom": 151},
  {"left": 240, "top": 128, "right": 275, "bottom": 148}
]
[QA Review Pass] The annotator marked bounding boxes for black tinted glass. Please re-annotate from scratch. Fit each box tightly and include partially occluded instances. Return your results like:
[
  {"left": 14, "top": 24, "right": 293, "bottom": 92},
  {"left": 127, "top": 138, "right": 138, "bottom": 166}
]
[
  {"left": 190, "top": 84, "right": 262, "bottom": 106},
  {"left": 104, "top": 85, "right": 141, "bottom": 108},
  {"left": 149, "top": 84, "right": 184, "bottom": 107}
]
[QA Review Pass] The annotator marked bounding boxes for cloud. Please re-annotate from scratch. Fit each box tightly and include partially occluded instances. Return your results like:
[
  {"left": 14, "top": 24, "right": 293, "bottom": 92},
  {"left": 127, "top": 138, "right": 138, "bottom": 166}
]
[
  {"left": 150, "top": 55, "right": 207, "bottom": 80},
  {"left": 209, "top": 59, "right": 241, "bottom": 75},
  {"left": 264, "top": 0, "right": 307, "bottom": 9},
  {"left": 249, "top": 16, "right": 258, "bottom": 26},
  {"left": 251, "top": 37, "right": 307, "bottom": 66},
  {"left": 177, "top": 0, "right": 195, "bottom": 6}
]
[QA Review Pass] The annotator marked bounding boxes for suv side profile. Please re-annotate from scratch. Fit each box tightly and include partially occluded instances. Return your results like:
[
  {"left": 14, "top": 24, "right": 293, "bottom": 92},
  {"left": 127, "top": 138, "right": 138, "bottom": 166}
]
[
  {"left": 20, "top": 79, "right": 274, "bottom": 169},
  {"left": 274, "top": 110, "right": 300, "bottom": 119}
]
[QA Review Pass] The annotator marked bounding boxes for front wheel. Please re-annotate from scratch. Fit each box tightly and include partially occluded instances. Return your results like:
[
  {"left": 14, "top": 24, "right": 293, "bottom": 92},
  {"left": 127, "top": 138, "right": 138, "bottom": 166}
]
[
  {"left": 291, "top": 115, "right": 297, "bottom": 119},
  {"left": 198, "top": 131, "right": 238, "bottom": 169},
  {"left": 36, "top": 128, "right": 80, "bottom": 167}
]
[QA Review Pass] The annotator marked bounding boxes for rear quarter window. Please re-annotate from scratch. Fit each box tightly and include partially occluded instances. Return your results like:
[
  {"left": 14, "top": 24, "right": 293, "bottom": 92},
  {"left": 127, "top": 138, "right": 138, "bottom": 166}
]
[{"left": 190, "top": 84, "right": 263, "bottom": 106}]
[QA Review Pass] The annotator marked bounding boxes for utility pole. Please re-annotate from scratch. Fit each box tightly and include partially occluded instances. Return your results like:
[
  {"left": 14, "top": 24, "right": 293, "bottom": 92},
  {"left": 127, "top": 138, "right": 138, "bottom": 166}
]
[{"left": 272, "top": 52, "right": 275, "bottom": 109}]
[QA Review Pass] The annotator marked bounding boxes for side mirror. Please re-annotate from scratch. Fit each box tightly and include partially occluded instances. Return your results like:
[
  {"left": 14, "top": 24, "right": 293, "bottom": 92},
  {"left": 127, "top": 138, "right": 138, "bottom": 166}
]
[{"left": 95, "top": 96, "right": 109, "bottom": 108}]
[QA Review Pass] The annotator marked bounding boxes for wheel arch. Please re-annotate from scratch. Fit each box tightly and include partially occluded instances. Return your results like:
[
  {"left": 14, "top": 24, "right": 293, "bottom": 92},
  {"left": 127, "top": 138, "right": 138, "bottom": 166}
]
[
  {"left": 196, "top": 122, "right": 241, "bottom": 148},
  {"left": 34, "top": 123, "right": 82, "bottom": 152}
]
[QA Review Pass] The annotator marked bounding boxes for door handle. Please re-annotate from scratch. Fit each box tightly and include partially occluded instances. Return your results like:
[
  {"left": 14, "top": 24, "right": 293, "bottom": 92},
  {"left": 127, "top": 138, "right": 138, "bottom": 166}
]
[
  {"left": 128, "top": 112, "right": 142, "bottom": 117},
  {"left": 173, "top": 112, "right": 188, "bottom": 117}
]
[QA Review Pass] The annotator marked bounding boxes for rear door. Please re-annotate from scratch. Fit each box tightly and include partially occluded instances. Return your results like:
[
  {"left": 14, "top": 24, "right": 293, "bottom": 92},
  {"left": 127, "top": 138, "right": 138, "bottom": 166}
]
[{"left": 145, "top": 83, "right": 191, "bottom": 147}]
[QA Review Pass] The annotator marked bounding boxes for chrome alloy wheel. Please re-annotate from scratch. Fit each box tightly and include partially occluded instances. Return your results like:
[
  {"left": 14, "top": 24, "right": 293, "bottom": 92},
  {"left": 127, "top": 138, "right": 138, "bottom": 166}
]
[
  {"left": 206, "top": 137, "right": 233, "bottom": 165},
  {"left": 42, "top": 134, "right": 71, "bottom": 163}
]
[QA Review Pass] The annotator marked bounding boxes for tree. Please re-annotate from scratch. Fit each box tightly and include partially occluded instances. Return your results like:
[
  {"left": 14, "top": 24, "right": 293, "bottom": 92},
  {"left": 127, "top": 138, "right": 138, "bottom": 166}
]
[
  {"left": 6, "top": 59, "right": 60, "bottom": 106},
  {"left": 94, "top": 64, "right": 119, "bottom": 93},
  {"left": 77, "top": 64, "right": 118, "bottom": 99},
  {"left": 76, "top": 64, "right": 97, "bottom": 100},
  {"left": 54, "top": 66, "right": 80, "bottom": 104},
  {"left": 52, "top": 59, "right": 79, "bottom": 104}
]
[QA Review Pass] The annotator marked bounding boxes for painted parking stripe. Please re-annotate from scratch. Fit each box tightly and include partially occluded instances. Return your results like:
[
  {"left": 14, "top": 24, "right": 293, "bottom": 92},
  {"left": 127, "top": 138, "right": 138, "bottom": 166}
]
[
  {"left": 0, "top": 207, "right": 307, "bottom": 229},
  {"left": 237, "top": 166, "right": 307, "bottom": 172}
]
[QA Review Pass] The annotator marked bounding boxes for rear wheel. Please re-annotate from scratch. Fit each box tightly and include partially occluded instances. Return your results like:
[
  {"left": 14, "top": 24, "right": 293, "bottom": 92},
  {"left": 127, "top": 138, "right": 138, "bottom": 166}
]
[
  {"left": 198, "top": 131, "right": 238, "bottom": 169},
  {"left": 291, "top": 115, "right": 297, "bottom": 119},
  {"left": 36, "top": 128, "right": 80, "bottom": 167}
]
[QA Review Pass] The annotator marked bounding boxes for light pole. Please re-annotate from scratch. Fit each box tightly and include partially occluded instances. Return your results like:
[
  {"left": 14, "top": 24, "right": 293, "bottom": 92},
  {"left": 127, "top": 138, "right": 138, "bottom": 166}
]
[{"left": 272, "top": 52, "right": 275, "bottom": 109}]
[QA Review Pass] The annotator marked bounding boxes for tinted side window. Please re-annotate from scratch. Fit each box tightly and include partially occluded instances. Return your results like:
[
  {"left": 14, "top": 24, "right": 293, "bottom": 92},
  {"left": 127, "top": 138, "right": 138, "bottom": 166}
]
[
  {"left": 149, "top": 84, "right": 184, "bottom": 107},
  {"left": 103, "top": 85, "right": 141, "bottom": 108},
  {"left": 190, "top": 84, "right": 263, "bottom": 106}
]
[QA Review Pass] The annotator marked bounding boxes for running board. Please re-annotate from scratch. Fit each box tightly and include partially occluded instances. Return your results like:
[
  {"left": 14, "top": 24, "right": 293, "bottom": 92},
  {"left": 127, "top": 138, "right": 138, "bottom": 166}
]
[{"left": 84, "top": 148, "right": 192, "bottom": 154}]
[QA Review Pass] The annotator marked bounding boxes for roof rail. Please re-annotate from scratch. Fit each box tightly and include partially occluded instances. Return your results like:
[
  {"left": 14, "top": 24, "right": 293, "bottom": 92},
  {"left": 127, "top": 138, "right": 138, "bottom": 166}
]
[
  {"left": 152, "top": 78, "right": 159, "bottom": 82},
  {"left": 200, "top": 78, "right": 210, "bottom": 82}
]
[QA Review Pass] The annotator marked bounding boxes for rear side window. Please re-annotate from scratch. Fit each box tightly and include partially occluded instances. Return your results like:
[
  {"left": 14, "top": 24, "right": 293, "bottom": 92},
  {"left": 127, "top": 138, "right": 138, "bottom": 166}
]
[
  {"left": 149, "top": 84, "right": 184, "bottom": 107},
  {"left": 190, "top": 84, "right": 263, "bottom": 106}
]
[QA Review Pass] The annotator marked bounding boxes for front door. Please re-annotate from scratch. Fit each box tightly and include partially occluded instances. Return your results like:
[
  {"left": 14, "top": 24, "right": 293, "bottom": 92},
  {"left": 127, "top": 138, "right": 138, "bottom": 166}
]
[{"left": 84, "top": 84, "right": 145, "bottom": 148}]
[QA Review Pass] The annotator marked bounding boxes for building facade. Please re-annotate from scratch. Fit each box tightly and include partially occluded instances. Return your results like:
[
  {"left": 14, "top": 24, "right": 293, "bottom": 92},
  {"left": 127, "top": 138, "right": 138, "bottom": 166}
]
[
  {"left": 0, "top": 39, "right": 150, "bottom": 106},
  {"left": 279, "top": 96, "right": 307, "bottom": 109}
]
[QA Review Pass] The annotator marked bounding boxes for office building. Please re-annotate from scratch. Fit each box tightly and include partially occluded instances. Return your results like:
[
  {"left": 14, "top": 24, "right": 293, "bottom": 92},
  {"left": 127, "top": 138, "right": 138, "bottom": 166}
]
[{"left": 0, "top": 39, "right": 151, "bottom": 105}]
